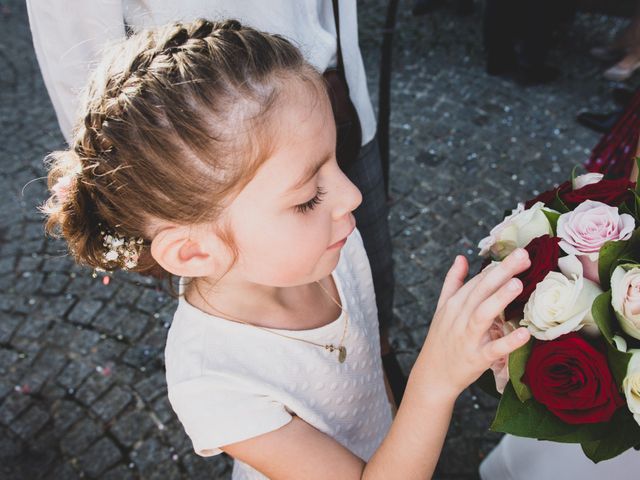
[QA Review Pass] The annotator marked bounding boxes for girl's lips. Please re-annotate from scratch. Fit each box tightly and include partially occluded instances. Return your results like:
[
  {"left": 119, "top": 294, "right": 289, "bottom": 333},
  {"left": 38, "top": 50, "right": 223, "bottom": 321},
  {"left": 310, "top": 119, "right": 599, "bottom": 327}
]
[
  {"left": 327, "top": 226, "right": 355, "bottom": 249},
  {"left": 327, "top": 237, "right": 347, "bottom": 250}
]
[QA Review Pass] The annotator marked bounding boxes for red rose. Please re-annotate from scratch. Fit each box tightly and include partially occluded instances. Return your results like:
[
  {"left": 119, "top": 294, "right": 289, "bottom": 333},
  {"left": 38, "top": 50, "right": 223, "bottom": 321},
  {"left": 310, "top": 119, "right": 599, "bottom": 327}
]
[
  {"left": 562, "top": 178, "right": 636, "bottom": 207},
  {"left": 524, "top": 179, "right": 635, "bottom": 210},
  {"left": 505, "top": 235, "right": 560, "bottom": 320},
  {"left": 522, "top": 333, "right": 625, "bottom": 424},
  {"left": 524, "top": 182, "right": 571, "bottom": 209}
]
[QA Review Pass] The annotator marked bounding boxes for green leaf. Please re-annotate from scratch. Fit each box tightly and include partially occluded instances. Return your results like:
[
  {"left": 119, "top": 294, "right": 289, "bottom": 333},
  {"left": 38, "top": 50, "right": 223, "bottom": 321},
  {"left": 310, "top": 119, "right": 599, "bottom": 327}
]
[
  {"left": 474, "top": 368, "right": 501, "bottom": 400},
  {"left": 571, "top": 165, "right": 580, "bottom": 184},
  {"left": 508, "top": 339, "right": 533, "bottom": 402},
  {"left": 636, "top": 157, "right": 640, "bottom": 189},
  {"left": 620, "top": 201, "right": 635, "bottom": 217},
  {"left": 599, "top": 241, "right": 629, "bottom": 290},
  {"left": 597, "top": 231, "right": 640, "bottom": 289},
  {"left": 632, "top": 189, "right": 640, "bottom": 221},
  {"left": 491, "top": 383, "right": 610, "bottom": 443},
  {"left": 542, "top": 209, "right": 561, "bottom": 235},
  {"left": 581, "top": 408, "right": 640, "bottom": 463},
  {"left": 551, "top": 191, "right": 570, "bottom": 213},
  {"left": 592, "top": 291, "right": 615, "bottom": 345},
  {"left": 606, "top": 341, "right": 632, "bottom": 387}
]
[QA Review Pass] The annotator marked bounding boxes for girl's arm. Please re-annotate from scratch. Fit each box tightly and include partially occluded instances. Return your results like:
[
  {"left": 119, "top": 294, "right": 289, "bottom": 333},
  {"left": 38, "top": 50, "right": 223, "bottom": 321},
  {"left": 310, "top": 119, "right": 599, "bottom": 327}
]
[{"left": 223, "top": 251, "right": 531, "bottom": 479}]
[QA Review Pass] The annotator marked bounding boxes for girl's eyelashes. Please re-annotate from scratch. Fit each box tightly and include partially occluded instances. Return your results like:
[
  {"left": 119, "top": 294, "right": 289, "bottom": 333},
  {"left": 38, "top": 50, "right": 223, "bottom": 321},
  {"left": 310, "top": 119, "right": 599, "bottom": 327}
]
[{"left": 294, "top": 187, "right": 326, "bottom": 214}]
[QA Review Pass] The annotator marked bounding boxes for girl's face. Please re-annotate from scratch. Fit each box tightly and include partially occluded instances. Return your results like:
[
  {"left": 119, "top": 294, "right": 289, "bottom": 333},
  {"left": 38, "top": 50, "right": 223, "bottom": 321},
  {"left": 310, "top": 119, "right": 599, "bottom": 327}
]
[{"left": 223, "top": 79, "right": 362, "bottom": 287}]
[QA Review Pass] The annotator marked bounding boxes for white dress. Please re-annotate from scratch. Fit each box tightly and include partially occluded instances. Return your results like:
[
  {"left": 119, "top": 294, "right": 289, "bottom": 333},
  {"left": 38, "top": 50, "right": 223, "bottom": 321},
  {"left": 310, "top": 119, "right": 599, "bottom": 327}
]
[
  {"left": 164, "top": 230, "right": 393, "bottom": 479},
  {"left": 480, "top": 434, "right": 640, "bottom": 479}
]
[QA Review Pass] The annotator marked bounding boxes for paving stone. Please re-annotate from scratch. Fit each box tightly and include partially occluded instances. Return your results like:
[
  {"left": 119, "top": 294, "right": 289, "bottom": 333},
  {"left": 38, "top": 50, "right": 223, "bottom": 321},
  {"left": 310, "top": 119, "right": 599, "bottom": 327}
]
[
  {"left": 136, "top": 288, "right": 170, "bottom": 313},
  {"left": 91, "top": 385, "right": 133, "bottom": 422},
  {"left": 52, "top": 399, "right": 84, "bottom": 433},
  {"left": 48, "top": 462, "right": 80, "bottom": 480},
  {"left": 134, "top": 371, "right": 167, "bottom": 402},
  {"left": 0, "top": 393, "right": 31, "bottom": 426},
  {"left": 89, "top": 337, "right": 127, "bottom": 365},
  {"left": 75, "top": 371, "right": 115, "bottom": 407},
  {"left": 102, "top": 464, "right": 137, "bottom": 480},
  {"left": 67, "top": 298, "right": 103, "bottom": 325},
  {"left": 0, "top": 316, "right": 21, "bottom": 343},
  {"left": 122, "top": 343, "right": 162, "bottom": 369},
  {"left": 39, "top": 272, "right": 70, "bottom": 295},
  {"left": 15, "top": 315, "right": 51, "bottom": 339},
  {"left": 109, "top": 409, "right": 155, "bottom": 447},
  {"left": 146, "top": 458, "right": 182, "bottom": 480},
  {"left": 0, "top": 348, "right": 19, "bottom": 374},
  {"left": 40, "top": 295, "right": 76, "bottom": 320},
  {"left": 56, "top": 360, "right": 92, "bottom": 390},
  {"left": 59, "top": 417, "right": 103, "bottom": 457},
  {"left": 130, "top": 437, "right": 171, "bottom": 477},
  {"left": 182, "top": 453, "right": 233, "bottom": 479},
  {"left": 77, "top": 437, "right": 123, "bottom": 477},
  {"left": 9, "top": 405, "right": 50, "bottom": 439}
]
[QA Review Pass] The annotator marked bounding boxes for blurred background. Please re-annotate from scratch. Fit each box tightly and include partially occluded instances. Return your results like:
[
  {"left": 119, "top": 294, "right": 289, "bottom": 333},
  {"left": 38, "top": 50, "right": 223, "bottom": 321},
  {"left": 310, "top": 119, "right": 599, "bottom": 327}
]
[{"left": 1, "top": 0, "right": 637, "bottom": 478}]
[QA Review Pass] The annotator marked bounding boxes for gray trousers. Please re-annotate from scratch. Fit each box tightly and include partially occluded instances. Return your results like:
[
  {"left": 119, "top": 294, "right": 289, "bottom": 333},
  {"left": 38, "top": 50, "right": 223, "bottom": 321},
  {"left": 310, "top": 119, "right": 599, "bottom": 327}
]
[{"left": 343, "top": 137, "right": 395, "bottom": 335}]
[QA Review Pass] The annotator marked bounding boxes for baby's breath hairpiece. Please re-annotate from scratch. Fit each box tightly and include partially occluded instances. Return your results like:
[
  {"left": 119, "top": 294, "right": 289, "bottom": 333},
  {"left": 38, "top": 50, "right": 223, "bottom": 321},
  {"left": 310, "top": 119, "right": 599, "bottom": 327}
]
[{"left": 99, "top": 224, "right": 145, "bottom": 271}]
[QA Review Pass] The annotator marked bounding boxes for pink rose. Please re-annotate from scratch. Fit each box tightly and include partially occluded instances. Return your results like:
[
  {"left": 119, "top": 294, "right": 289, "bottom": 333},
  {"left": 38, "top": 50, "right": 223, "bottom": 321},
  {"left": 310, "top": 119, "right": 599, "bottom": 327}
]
[
  {"left": 489, "top": 315, "right": 518, "bottom": 394},
  {"left": 557, "top": 200, "right": 635, "bottom": 283}
]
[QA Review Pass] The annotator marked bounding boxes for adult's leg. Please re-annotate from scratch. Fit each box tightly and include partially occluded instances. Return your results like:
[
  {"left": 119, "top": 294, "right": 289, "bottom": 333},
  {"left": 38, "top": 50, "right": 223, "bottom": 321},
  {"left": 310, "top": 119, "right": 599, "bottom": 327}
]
[
  {"left": 483, "top": 0, "right": 518, "bottom": 74},
  {"left": 343, "top": 137, "right": 395, "bottom": 341}
]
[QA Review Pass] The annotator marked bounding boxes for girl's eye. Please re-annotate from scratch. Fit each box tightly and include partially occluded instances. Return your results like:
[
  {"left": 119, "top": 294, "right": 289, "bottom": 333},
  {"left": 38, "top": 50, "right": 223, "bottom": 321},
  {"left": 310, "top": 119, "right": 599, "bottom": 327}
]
[{"left": 295, "top": 187, "right": 326, "bottom": 214}]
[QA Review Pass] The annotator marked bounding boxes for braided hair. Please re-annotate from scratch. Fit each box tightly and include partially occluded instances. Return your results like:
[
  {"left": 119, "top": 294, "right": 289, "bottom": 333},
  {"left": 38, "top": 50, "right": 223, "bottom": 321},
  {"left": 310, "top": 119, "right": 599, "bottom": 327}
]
[{"left": 42, "top": 19, "right": 323, "bottom": 276}]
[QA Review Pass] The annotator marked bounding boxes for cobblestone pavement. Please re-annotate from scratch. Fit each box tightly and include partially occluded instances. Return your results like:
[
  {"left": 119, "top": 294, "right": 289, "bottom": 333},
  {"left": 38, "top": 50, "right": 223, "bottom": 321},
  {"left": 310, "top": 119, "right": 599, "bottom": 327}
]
[{"left": 0, "top": 0, "right": 628, "bottom": 478}]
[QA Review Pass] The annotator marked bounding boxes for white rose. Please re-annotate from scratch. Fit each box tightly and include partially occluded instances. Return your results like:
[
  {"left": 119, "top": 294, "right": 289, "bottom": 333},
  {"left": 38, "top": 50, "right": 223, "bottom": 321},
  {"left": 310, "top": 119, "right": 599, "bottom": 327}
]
[
  {"left": 623, "top": 352, "right": 640, "bottom": 427},
  {"left": 478, "top": 202, "right": 555, "bottom": 259},
  {"left": 611, "top": 265, "right": 640, "bottom": 340},
  {"left": 572, "top": 172, "right": 604, "bottom": 190},
  {"left": 521, "top": 255, "right": 603, "bottom": 340}
]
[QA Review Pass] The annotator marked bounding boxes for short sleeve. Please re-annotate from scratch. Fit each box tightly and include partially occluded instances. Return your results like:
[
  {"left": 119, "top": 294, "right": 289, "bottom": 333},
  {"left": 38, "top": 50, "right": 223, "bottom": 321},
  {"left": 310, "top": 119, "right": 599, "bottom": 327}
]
[{"left": 168, "top": 375, "right": 293, "bottom": 457}]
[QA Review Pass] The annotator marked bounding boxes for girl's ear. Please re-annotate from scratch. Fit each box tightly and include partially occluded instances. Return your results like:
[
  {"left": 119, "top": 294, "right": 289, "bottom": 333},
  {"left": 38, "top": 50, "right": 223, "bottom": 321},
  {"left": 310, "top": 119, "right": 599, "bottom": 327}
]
[{"left": 150, "top": 225, "right": 220, "bottom": 278}]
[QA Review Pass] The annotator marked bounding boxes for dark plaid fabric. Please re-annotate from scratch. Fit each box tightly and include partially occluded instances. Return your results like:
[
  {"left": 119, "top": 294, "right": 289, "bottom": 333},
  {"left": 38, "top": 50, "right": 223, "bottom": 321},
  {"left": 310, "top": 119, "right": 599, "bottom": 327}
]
[
  {"left": 586, "top": 88, "right": 640, "bottom": 179},
  {"left": 344, "top": 137, "right": 395, "bottom": 335}
]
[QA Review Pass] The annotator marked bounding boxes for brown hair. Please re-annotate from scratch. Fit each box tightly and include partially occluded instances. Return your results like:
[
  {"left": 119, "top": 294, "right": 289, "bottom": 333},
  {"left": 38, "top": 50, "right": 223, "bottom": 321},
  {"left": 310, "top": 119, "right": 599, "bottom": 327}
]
[{"left": 42, "top": 19, "right": 323, "bottom": 277}]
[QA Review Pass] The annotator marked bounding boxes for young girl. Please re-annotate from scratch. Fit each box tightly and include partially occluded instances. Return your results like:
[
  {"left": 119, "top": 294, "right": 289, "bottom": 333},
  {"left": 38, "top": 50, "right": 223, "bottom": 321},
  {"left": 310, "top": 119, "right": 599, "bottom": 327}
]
[{"left": 42, "top": 19, "right": 531, "bottom": 479}]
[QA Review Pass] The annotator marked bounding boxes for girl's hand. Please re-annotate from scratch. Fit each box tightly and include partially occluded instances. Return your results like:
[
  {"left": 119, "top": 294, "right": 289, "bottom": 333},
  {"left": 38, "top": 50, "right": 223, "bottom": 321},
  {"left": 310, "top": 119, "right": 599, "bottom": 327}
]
[{"left": 414, "top": 249, "right": 532, "bottom": 400}]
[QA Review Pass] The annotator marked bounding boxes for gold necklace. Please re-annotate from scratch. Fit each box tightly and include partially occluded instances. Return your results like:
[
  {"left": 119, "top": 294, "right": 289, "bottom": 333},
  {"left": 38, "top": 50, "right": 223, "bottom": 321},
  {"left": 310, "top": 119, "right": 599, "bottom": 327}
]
[{"left": 197, "top": 280, "right": 349, "bottom": 363}]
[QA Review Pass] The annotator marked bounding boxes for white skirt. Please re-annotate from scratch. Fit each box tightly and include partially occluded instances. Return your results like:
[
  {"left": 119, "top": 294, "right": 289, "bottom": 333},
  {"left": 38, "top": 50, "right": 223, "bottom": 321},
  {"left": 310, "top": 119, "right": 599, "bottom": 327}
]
[{"left": 480, "top": 434, "right": 640, "bottom": 480}]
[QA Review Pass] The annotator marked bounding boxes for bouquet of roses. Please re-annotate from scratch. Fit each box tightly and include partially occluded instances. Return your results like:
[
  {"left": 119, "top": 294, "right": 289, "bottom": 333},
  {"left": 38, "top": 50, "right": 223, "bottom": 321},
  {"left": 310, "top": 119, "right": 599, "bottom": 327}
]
[{"left": 477, "top": 161, "right": 640, "bottom": 462}]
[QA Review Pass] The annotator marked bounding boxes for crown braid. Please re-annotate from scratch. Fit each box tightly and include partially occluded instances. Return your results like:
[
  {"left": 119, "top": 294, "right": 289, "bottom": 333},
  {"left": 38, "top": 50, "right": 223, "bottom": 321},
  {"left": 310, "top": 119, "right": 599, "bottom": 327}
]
[{"left": 43, "top": 19, "right": 323, "bottom": 277}]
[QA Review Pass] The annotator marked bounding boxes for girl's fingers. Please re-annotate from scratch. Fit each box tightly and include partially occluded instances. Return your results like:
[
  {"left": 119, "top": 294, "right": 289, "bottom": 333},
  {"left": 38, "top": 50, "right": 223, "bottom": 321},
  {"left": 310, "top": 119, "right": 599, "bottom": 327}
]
[
  {"left": 436, "top": 255, "right": 469, "bottom": 310},
  {"left": 462, "top": 249, "right": 530, "bottom": 312},
  {"left": 468, "top": 278, "right": 523, "bottom": 335},
  {"left": 483, "top": 327, "right": 530, "bottom": 362}
]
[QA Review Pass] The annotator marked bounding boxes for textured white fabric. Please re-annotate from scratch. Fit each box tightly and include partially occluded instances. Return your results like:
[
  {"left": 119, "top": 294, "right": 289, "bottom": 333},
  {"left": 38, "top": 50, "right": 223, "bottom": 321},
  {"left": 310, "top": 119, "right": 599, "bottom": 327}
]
[
  {"left": 480, "top": 434, "right": 640, "bottom": 480},
  {"left": 26, "top": 0, "right": 376, "bottom": 146},
  {"left": 165, "top": 229, "right": 393, "bottom": 479}
]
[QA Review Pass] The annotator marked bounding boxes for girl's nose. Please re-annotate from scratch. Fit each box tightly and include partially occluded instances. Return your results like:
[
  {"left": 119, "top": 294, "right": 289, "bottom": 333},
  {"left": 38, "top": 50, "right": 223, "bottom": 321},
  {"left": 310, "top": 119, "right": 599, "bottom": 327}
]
[{"left": 332, "top": 169, "right": 362, "bottom": 220}]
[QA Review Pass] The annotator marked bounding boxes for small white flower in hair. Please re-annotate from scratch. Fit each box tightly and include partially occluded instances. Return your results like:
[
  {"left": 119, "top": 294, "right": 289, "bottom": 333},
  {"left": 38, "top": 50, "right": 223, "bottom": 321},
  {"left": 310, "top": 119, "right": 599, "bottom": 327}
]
[
  {"left": 105, "top": 250, "right": 119, "bottom": 262},
  {"left": 101, "top": 228, "right": 144, "bottom": 270}
]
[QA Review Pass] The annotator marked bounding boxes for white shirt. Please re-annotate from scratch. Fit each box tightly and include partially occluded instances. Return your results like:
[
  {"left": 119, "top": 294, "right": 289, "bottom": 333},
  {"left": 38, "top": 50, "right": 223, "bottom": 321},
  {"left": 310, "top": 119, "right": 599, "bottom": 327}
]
[
  {"left": 164, "top": 230, "right": 393, "bottom": 479},
  {"left": 26, "top": 0, "right": 376, "bottom": 146}
]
